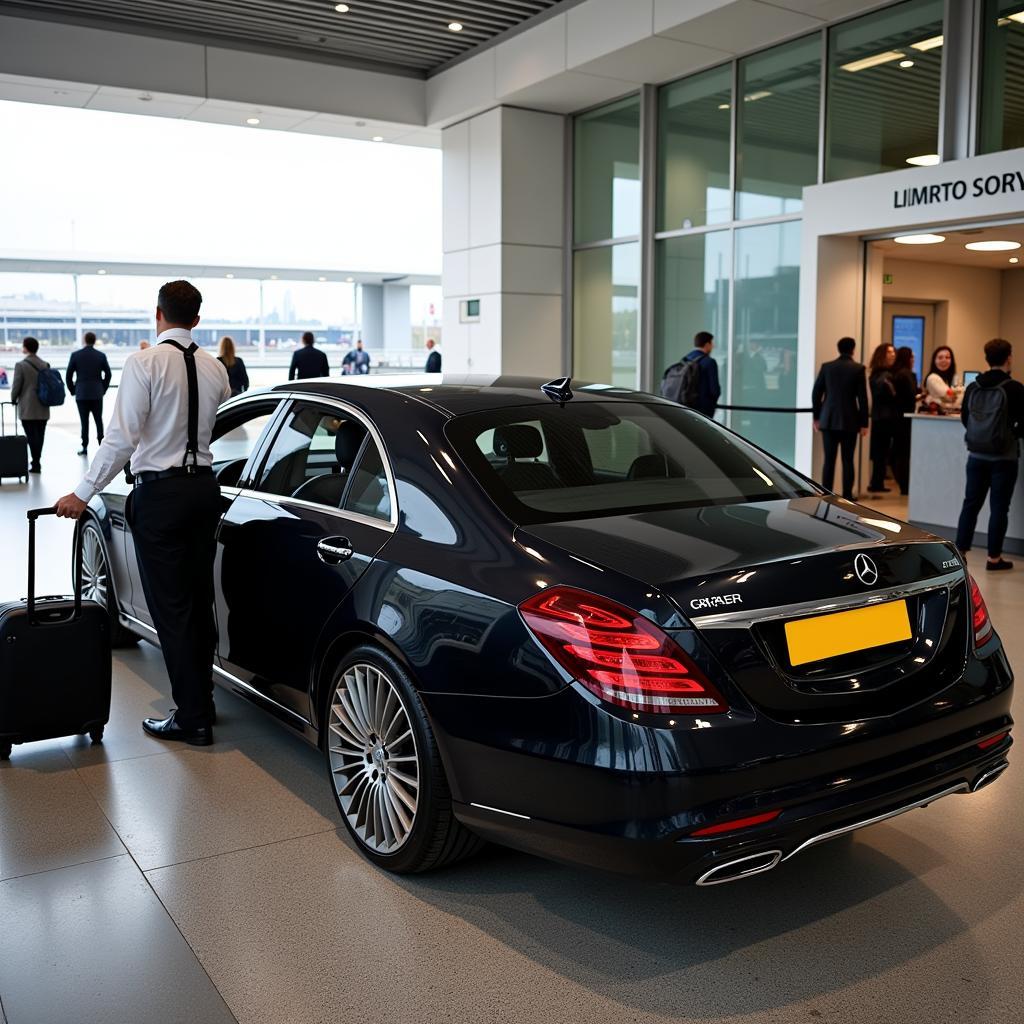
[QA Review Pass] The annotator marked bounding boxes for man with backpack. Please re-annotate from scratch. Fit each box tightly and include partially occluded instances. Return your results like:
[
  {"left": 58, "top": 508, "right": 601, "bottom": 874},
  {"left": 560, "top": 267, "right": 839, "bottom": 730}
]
[
  {"left": 10, "top": 336, "right": 65, "bottom": 474},
  {"left": 956, "top": 338, "right": 1024, "bottom": 571},
  {"left": 660, "top": 331, "right": 721, "bottom": 417}
]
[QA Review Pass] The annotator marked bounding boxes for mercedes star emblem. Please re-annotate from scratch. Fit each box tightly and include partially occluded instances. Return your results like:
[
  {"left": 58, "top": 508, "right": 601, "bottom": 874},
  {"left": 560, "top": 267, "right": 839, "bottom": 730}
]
[{"left": 854, "top": 553, "right": 879, "bottom": 587}]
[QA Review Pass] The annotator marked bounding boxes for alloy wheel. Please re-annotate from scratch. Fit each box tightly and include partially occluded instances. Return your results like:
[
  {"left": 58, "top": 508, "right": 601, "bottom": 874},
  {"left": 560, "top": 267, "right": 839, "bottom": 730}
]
[
  {"left": 81, "top": 527, "right": 109, "bottom": 607},
  {"left": 328, "top": 662, "right": 420, "bottom": 853}
]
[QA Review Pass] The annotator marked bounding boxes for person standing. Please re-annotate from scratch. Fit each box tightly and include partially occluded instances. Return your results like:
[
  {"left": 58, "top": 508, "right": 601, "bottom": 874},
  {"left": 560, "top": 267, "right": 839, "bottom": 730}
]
[
  {"left": 342, "top": 338, "right": 371, "bottom": 376},
  {"left": 922, "top": 346, "right": 958, "bottom": 412},
  {"left": 55, "top": 281, "right": 232, "bottom": 745},
  {"left": 424, "top": 337, "right": 441, "bottom": 373},
  {"left": 289, "top": 331, "right": 330, "bottom": 380},
  {"left": 867, "top": 343, "right": 898, "bottom": 493},
  {"left": 660, "top": 331, "right": 721, "bottom": 416},
  {"left": 217, "top": 335, "right": 249, "bottom": 397},
  {"left": 811, "top": 336, "right": 869, "bottom": 500},
  {"left": 67, "top": 331, "right": 112, "bottom": 456},
  {"left": 955, "top": 338, "right": 1024, "bottom": 572},
  {"left": 890, "top": 346, "right": 918, "bottom": 495},
  {"left": 10, "top": 337, "right": 51, "bottom": 474}
]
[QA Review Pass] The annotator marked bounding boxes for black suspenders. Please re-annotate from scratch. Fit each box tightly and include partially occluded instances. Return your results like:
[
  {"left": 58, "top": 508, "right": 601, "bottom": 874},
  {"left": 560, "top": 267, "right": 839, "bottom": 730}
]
[{"left": 160, "top": 340, "right": 200, "bottom": 472}]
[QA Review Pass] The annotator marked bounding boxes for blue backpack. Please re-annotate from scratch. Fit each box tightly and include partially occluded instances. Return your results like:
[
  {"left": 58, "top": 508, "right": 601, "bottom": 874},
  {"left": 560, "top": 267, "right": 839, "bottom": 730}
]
[{"left": 36, "top": 366, "right": 67, "bottom": 407}]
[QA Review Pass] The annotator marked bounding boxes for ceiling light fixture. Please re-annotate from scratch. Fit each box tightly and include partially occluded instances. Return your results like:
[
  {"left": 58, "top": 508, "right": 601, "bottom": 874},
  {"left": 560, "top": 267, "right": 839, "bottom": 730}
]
[
  {"left": 226, "top": 273, "right": 235, "bottom": 278},
  {"left": 372, "top": 135, "right": 383, "bottom": 141},
  {"left": 965, "top": 240, "right": 1022, "bottom": 252},
  {"left": 899, "top": 59, "right": 915, "bottom": 68},
  {"left": 1011, "top": 257, "right": 1020, "bottom": 264},
  {"left": 246, "top": 117, "right": 260, "bottom": 125},
  {"left": 893, "top": 233, "right": 946, "bottom": 245},
  {"left": 270, "top": 274, "right": 278, "bottom": 280},
  {"left": 318, "top": 276, "right": 327, "bottom": 281},
  {"left": 448, "top": 21, "right": 464, "bottom": 32},
  {"left": 334, "top": 3, "right": 350, "bottom": 12},
  {"left": 97, "top": 269, "right": 107, "bottom": 275},
  {"left": 717, "top": 103, "right": 731, "bottom": 110},
  {"left": 1009, "top": 13, "right": 1024, "bottom": 23},
  {"left": 744, "top": 90, "right": 772, "bottom": 102},
  {"left": 911, "top": 35, "right": 944, "bottom": 51},
  {"left": 346, "top": 276, "right": 354, "bottom": 282},
  {"left": 906, "top": 153, "right": 940, "bottom": 166},
  {"left": 841, "top": 50, "right": 905, "bottom": 73}
]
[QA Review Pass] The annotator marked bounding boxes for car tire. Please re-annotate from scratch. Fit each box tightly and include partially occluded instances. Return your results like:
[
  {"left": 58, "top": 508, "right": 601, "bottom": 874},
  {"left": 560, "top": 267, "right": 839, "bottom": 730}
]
[
  {"left": 324, "top": 644, "right": 484, "bottom": 873},
  {"left": 80, "top": 520, "right": 138, "bottom": 648}
]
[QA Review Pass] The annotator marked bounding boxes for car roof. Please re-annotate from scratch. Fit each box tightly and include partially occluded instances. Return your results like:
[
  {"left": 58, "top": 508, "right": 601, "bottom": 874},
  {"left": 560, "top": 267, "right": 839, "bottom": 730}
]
[{"left": 270, "top": 374, "right": 669, "bottom": 416}]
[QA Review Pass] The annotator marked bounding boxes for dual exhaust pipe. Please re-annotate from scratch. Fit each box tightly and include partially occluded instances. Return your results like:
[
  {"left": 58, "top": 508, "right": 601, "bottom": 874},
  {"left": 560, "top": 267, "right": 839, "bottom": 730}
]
[{"left": 695, "top": 760, "right": 1009, "bottom": 887}]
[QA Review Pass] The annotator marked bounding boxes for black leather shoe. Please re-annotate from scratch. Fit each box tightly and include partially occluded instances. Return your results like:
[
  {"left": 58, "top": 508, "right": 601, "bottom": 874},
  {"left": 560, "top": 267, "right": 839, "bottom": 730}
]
[
  {"left": 77, "top": 448, "right": 88, "bottom": 456},
  {"left": 142, "top": 712, "right": 213, "bottom": 746}
]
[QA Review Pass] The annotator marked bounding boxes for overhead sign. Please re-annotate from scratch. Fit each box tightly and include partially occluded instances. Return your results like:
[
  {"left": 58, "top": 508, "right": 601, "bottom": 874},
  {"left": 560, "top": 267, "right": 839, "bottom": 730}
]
[{"left": 894, "top": 169, "right": 1024, "bottom": 210}]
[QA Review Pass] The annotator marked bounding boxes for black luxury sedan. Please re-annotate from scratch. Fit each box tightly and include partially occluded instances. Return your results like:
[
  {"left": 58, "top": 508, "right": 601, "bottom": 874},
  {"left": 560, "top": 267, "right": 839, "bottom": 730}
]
[{"left": 78, "top": 375, "right": 1014, "bottom": 885}]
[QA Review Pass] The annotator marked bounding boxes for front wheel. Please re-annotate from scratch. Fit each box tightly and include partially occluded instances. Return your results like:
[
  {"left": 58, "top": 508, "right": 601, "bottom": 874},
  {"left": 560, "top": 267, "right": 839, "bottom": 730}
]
[
  {"left": 324, "top": 645, "right": 484, "bottom": 873},
  {"left": 80, "top": 521, "right": 137, "bottom": 648}
]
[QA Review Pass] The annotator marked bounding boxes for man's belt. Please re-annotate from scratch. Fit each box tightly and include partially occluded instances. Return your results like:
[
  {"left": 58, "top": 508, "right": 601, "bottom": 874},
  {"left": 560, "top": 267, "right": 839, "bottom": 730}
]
[{"left": 133, "top": 466, "right": 214, "bottom": 485}]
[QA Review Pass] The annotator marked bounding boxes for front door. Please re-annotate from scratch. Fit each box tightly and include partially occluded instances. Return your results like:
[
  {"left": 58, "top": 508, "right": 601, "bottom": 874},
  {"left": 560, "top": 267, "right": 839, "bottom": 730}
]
[{"left": 215, "top": 399, "right": 395, "bottom": 720}]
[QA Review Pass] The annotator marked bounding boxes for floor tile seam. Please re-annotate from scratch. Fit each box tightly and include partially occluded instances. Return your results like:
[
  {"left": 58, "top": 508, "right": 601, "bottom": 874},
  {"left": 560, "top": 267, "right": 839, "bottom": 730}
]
[
  {"left": 0, "top": 851, "right": 129, "bottom": 887},
  {"left": 142, "top": 824, "right": 342, "bottom": 876}
]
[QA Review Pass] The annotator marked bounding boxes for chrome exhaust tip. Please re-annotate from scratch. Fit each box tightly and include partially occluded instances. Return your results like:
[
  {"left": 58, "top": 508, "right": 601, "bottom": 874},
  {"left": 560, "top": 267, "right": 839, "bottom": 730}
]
[
  {"left": 695, "top": 849, "right": 782, "bottom": 887},
  {"left": 971, "top": 761, "right": 1009, "bottom": 793}
]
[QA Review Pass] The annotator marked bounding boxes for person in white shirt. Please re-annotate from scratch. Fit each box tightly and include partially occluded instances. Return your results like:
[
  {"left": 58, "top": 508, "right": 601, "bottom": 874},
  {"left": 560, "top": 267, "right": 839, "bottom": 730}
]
[
  {"left": 55, "top": 281, "right": 231, "bottom": 746},
  {"left": 923, "top": 346, "right": 958, "bottom": 411}
]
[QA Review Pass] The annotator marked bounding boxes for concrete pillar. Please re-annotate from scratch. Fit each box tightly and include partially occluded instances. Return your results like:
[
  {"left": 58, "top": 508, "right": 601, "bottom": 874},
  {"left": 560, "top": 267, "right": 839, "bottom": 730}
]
[
  {"left": 360, "top": 284, "right": 383, "bottom": 348},
  {"left": 442, "top": 106, "right": 565, "bottom": 377},
  {"left": 382, "top": 283, "right": 410, "bottom": 350}
]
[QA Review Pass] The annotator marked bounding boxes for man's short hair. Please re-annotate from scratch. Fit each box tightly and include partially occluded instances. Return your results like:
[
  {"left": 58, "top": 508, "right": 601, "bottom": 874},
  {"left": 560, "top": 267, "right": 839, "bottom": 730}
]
[
  {"left": 837, "top": 336, "right": 856, "bottom": 356},
  {"left": 302, "top": 331, "right": 315, "bottom": 346},
  {"left": 694, "top": 331, "right": 714, "bottom": 348},
  {"left": 984, "top": 338, "right": 1012, "bottom": 367},
  {"left": 157, "top": 280, "right": 202, "bottom": 325},
  {"left": 84, "top": 331, "right": 97, "bottom": 346},
  {"left": 22, "top": 336, "right": 39, "bottom": 354}
]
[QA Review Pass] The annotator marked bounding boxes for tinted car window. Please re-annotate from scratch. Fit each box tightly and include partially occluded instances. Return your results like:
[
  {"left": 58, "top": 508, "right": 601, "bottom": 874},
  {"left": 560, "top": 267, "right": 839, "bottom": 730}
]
[
  {"left": 446, "top": 401, "right": 816, "bottom": 524},
  {"left": 344, "top": 440, "right": 392, "bottom": 522},
  {"left": 210, "top": 402, "right": 279, "bottom": 487}
]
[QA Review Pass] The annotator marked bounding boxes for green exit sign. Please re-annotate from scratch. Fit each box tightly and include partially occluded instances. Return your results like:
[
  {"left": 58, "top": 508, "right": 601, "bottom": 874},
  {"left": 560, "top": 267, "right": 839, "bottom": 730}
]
[{"left": 883, "top": 273, "right": 894, "bottom": 285}]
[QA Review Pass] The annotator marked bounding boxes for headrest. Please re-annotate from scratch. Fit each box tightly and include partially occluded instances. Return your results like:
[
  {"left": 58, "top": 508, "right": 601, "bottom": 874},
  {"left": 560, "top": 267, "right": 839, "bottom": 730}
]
[
  {"left": 628, "top": 453, "right": 669, "bottom": 480},
  {"left": 334, "top": 420, "right": 365, "bottom": 469},
  {"left": 494, "top": 424, "right": 544, "bottom": 460}
]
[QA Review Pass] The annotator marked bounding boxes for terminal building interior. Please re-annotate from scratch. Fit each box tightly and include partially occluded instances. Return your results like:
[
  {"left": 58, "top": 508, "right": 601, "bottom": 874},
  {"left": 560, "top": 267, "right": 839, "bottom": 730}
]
[{"left": 1, "top": 1, "right": 1023, "bottom": 1023}]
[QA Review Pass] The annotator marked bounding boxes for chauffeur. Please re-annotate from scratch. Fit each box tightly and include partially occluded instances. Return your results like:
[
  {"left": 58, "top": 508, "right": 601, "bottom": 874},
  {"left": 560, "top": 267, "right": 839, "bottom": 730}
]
[{"left": 55, "top": 280, "right": 231, "bottom": 746}]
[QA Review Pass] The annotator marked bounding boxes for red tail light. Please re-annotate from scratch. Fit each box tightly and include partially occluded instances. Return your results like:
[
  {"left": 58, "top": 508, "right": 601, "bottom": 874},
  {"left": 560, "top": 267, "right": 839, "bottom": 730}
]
[
  {"left": 969, "top": 575, "right": 994, "bottom": 648},
  {"left": 691, "top": 809, "right": 782, "bottom": 837},
  {"left": 519, "top": 586, "right": 728, "bottom": 714},
  {"left": 978, "top": 731, "right": 1009, "bottom": 750}
]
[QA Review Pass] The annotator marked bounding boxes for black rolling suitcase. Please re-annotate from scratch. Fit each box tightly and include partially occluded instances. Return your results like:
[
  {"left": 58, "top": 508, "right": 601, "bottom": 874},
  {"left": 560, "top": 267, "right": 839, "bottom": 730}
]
[
  {"left": 0, "top": 400, "right": 29, "bottom": 483},
  {"left": 0, "top": 509, "right": 112, "bottom": 759}
]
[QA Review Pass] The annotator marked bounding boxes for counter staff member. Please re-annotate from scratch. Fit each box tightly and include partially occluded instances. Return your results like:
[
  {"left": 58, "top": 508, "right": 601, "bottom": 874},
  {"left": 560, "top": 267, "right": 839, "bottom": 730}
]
[{"left": 55, "top": 281, "right": 231, "bottom": 746}]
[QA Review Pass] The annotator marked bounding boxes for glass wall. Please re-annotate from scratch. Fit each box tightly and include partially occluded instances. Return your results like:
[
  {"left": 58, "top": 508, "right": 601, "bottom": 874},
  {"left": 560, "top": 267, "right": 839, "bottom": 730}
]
[
  {"left": 979, "top": 1, "right": 1024, "bottom": 154},
  {"left": 736, "top": 35, "right": 821, "bottom": 218},
  {"left": 657, "top": 65, "right": 732, "bottom": 230},
  {"left": 825, "top": 0, "right": 945, "bottom": 181}
]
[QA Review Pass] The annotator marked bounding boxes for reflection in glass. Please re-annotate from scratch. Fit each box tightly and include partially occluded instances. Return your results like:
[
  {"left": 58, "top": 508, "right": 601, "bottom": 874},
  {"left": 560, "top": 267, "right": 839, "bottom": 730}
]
[
  {"left": 573, "top": 95, "right": 641, "bottom": 244},
  {"left": 737, "top": 35, "right": 821, "bottom": 218},
  {"left": 825, "top": 0, "right": 944, "bottom": 181},
  {"left": 658, "top": 65, "right": 732, "bottom": 230},
  {"left": 654, "top": 232, "right": 731, "bottom": 383},
  {"left": 980, "top": 1, "right": 1024, "bottom": 153},
  {"left": 731, "top": 221, "right": 801, "bottom": 465},
  {"left": 573, "top": 243, "right": 640, "bottom": 389}
]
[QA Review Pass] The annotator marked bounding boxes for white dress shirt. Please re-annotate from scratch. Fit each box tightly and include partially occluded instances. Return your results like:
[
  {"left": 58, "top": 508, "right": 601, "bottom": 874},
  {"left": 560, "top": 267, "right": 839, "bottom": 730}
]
[{"left": 75, "top": 329, "right": 232, "bottom": 502}]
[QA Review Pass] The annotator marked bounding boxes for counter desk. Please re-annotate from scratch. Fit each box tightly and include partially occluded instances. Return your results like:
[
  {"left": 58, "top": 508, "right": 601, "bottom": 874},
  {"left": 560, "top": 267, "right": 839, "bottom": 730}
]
[{"left": 906, "top": 413, "right": 1024, "bottom": 555}]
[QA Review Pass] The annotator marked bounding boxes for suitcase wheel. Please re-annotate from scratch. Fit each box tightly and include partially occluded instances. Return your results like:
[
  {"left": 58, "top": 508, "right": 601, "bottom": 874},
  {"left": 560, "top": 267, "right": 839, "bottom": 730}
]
[
  {"left": 0, "top": 743, "right": 11, "bottom": 761},
  {"left": 89, "top": 727, "right": 104, "bottom": 746}
]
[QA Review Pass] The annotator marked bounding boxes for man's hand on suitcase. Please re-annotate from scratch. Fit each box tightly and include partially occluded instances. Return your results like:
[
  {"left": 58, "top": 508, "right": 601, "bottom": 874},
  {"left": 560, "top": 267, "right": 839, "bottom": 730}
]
[{"left": 54, "top": 493, "right": 87, "bottom": 519}]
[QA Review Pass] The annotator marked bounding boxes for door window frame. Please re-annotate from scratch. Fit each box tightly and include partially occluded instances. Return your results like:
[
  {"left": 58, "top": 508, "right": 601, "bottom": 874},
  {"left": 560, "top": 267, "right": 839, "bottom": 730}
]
[{"left": 211, "top": 395, "right": 290, "bottom": 495}]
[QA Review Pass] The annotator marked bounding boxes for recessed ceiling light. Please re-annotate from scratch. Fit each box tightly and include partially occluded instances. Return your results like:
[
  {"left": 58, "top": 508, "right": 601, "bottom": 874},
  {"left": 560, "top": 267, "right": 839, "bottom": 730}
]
[
  {"left": 139, "top": 93, "right": 153, "bottom": 102},
  {"left": 841, "top": 51, "right": 905, "bottom": 73},
  {"left": 318, "top": 276, "right": 327, "bottom": 281},
  {"left": 744, "top": 90, "right": 772, "bottom": 102},
  {"left": 1010, "top": 257, "right": 1020, "bottom": 264},
  {"left": 1009, "top": 13, "right": 1024, "bottom": 24},
  {"left": 270, "top": 274, "right": 278, "bottom": 280},
  {"left": 334, "top": 3, "right": 349, "bottom": 11},
  {"left": 246, "top": 117, "right": 260, "bottom": 125},
  {"left": 448, "top": 21, "right": 463, "bottom": 32},
  {"left": 906, "top": 153, "right": 940, "bottom": 166},
  {"left": 97, "top": 269, "right": 107, "bottom": 275},
  {"left": 372, "top": 135, "right": 383, "bottom": 142},
  {"left": 899, "top": 59, "right": 915, "bottom": 68},
  {"left": 912, "top": 35, "right": 944, "bottom": 51},
  {"left": 894, "top": 233, "right": 946, "bottom": 245},
  {"left": 226, "top": 273, "right": 235, "bottom": 278},
  {"left": 965, "top": 240, "right": 1022, "bottom": 251},
  {"left": 346, "top": 276, "right": 354, "bottom": 282}
]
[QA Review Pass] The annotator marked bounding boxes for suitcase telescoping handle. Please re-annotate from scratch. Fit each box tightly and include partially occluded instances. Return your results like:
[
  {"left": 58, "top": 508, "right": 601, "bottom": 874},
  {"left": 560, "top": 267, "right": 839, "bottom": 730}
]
[
  {"left": 0, "top": 399, "right": 19, "bottom": 438},
  {"left": 26, "top": 507, "right": 84, "bottom": 624}
]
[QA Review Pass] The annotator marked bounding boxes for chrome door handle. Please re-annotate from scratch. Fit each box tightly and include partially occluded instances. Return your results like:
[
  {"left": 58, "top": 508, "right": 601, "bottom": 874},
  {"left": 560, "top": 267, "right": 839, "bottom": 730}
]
[{"left": 317, "top": 537, "right": 354, "bottom": 563}]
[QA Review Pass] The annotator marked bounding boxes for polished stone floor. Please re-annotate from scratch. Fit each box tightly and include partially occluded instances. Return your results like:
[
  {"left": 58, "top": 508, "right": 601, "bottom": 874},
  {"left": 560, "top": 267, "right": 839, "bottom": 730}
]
[{"left": 1, "top": 420, "right": 1022, "bottom": 1024}]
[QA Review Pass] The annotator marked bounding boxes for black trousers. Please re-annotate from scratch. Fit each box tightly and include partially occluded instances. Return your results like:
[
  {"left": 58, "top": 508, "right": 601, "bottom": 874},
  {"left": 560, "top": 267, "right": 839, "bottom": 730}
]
[
  {"left": 891, "top": 419, "right": 912, "bottom": 495},
  {"left": 956, "top": 456, "right": 1020, "bottom": 558},
  {"left": 821, "top": 429, "right": 857, "bottom": 499},
  {"left": 868, "top": 419, "right": 897, "bottom": 490},
  {"left": 129, "top": 475, "right": 222, "bottom": 729},
  {"left": 21, "top": 419, "right": 46, "bottom": 468},
  {"left": 77, "top": 399, "right": 104, "bottom": 447}
]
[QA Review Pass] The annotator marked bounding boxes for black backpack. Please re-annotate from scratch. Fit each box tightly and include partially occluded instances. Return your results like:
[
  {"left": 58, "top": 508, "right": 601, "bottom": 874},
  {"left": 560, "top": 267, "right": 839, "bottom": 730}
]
[
  {"left": 965, "top": 380, "right": 1014, "bottom": 455},
  {"left": 661, "top": 354, "right": 704, "bottom": 407}
]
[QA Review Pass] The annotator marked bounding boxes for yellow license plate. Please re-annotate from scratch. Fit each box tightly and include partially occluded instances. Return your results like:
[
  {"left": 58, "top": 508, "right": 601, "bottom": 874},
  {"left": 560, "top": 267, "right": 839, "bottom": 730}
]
[{"left": 784, "top": 600, "right": 912, "bottom": 667}]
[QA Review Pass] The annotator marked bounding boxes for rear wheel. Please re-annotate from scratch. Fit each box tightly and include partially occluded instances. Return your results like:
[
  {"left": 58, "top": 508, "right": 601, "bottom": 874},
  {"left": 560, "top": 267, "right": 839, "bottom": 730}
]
[
  {"left": 81, "top": 521, "right": 137, "bottom": 648},
  {"left": 324, "top": 645, "right": 483, "bottom": 873}
]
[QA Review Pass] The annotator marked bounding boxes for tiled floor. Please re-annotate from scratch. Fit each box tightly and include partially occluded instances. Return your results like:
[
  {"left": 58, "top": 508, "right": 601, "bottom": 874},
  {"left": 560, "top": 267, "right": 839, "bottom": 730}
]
[{"left": 1, "top": 425, "right": 1022, "bottom": 1023}]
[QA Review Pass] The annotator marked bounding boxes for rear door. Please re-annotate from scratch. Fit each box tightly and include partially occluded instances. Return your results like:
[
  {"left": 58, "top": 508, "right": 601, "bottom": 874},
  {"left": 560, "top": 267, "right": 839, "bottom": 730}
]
[{"left": 215, "top": 397, "right": 395, "bottom": 720}]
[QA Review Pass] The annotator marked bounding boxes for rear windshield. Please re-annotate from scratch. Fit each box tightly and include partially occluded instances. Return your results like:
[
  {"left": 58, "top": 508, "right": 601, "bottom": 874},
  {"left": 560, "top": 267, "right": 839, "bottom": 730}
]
[{"left": 445, "top": 401, "right": 817, "bottom": 524}]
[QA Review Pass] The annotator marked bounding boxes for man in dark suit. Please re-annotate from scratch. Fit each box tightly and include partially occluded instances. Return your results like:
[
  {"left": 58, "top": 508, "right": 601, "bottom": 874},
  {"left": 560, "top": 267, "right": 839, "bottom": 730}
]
[
  {"left": 424, "top": 338, "right": 441, "bottom": 373},
  {"left": 288, "top": 331, "right": 330, "bottom": 380},
  {"left": 66, "top": 331, "right": 112, "bottom": 456},
  {"left": 812, "top": 336, "right": 869, "bottom": 500}
]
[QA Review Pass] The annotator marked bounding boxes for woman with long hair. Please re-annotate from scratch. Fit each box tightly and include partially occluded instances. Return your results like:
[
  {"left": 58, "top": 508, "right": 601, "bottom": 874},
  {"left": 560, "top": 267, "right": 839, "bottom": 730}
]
[
  {"left": 217, "top": 335, "right": 249, "bottom": 397},
  {"left": 922, "top": 345, "right": 957, "bottom": 411},
  {"left": 867, "top": 343, "right": 898, "bottom": 493},
  {"left": 890, "top": 346, "right": 918, "bottom": 495}
]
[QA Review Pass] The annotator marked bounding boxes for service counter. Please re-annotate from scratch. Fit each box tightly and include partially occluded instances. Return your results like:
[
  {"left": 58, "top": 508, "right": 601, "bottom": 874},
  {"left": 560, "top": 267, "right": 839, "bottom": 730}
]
[{"left": 906, "top": 413, "right": 1024, "bottom": 555}]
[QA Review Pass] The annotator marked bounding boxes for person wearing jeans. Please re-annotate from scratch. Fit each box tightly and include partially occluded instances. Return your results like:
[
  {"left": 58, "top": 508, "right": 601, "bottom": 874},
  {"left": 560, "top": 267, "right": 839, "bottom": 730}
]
[{"left": 955, "top": 338, "right": 1024, "bottom": 571}]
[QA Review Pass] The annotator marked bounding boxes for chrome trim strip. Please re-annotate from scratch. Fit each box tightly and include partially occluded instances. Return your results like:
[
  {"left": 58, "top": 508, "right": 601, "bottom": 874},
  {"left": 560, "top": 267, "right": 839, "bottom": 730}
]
[
  {"left": 695, "top": 850, "right": 782, "bottom": 887},
  {"left": 971, "top": 760, "right": 1009, "bottom": 792},
  {"left": 469, "top": 802, "right": 531, "bottom": 821},
  {"left": 211, "top": 664, "right": 311, "bottom": 726},
  {"left": 232, "top": 488, "right": 396, "bottom": 533},
  {"left": 781, "top": 781, "right": 970, "bottom": 861},
  {"left": 689, "top": 570, "right": 964, "bottom": 630},
  {"left": 121, "top": 612, "right": 158, "bottom": 637}
]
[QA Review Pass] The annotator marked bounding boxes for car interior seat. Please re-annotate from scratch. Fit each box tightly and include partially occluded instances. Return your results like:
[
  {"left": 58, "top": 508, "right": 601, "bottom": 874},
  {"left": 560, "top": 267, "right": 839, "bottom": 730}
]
[
  {"left": 494, "top": 424, "right": 560, "bottom": 491},
  {"left": 290, "top": 420, "right": 367, "bottom": 506}
]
